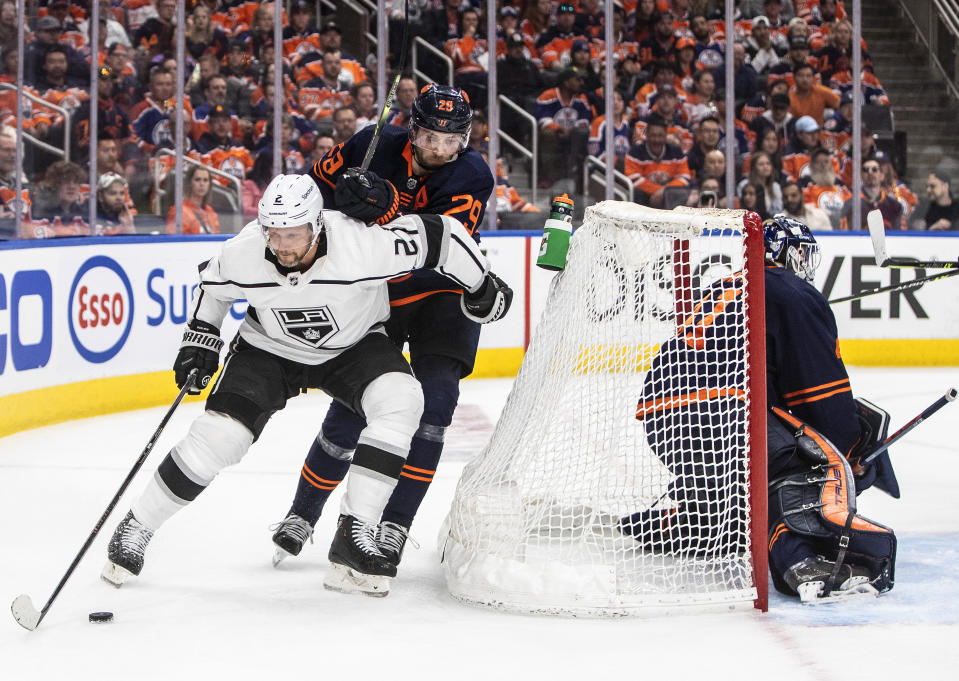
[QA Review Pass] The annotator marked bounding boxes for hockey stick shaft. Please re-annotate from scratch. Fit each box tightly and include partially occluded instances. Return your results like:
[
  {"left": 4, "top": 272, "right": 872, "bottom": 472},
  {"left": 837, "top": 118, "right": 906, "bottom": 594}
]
[
  {"left": 861, "top": 387, "right": 958, "bottom": 465},
  {"left": 828, "top": 268, "right": 959, "bottom": 304},
  {"left": 867, "top": 209, "right": 959, "bottom": 269},
  {"left": 11, "top": 371, "right": 198, "bottom": 631},
  {"left": 359, "top": 2, "right": 410, "bottom": 172}
]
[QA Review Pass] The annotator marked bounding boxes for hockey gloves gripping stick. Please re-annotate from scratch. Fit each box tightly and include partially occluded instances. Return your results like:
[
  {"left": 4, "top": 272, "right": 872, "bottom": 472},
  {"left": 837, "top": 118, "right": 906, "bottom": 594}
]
[
  {"left": 335, "top": 168, "right": 400, "bottom": 226},
  {"left": 174, "top": 320, "right": 223, "bottom": 394},
  {"left": 461, "top": 272, "right": 513, "bottom": 324}
]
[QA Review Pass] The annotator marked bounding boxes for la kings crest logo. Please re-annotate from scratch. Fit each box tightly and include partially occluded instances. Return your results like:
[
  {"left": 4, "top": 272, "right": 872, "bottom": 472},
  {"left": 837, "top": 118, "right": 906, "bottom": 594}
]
[{"left": 273, "top": 306, "right": 339, "bottom": 348}]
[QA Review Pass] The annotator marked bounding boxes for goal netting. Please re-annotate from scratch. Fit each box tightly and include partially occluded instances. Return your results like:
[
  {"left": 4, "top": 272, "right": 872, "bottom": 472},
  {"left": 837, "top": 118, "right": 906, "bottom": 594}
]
[{"left": 442, "top": 202, "right": 767, "bottom": 616}]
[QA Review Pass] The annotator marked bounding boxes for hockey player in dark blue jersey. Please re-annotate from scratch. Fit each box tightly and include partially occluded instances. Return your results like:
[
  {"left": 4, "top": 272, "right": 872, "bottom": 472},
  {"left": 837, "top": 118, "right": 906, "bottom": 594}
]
[
  {"left": 627, "top": 216, "right": 898, "bottom": 604},
  {"left": 270, "top": 84, "right": 507, "bottom": 572}
]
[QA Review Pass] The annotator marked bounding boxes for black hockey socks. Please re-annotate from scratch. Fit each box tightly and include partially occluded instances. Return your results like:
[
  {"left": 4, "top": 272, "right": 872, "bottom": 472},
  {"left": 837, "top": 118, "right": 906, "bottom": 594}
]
[
  {"left": 380, "top": 425, "right": 444, "bottom": 529},
  {"left": 289, "top": 436, "right": 350, "bottom": 525}
]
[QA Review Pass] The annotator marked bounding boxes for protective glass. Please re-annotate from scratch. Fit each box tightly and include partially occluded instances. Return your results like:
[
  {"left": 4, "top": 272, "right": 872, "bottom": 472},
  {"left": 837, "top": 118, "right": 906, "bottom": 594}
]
[{"left": 411, "top": 125, "right": 468, "bottom": 155}]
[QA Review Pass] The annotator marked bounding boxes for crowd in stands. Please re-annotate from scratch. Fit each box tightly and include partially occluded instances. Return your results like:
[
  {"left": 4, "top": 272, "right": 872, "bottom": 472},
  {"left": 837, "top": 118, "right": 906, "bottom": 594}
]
[{"left": 0, "top": 0, "right": 956, "bottom": 240}]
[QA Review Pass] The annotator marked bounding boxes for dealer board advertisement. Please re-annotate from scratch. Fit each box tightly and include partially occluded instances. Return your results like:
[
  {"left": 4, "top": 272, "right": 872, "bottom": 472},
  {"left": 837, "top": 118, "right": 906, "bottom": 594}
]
[{"left": 1, "top": 231, "right": 957, "bottom": 428}]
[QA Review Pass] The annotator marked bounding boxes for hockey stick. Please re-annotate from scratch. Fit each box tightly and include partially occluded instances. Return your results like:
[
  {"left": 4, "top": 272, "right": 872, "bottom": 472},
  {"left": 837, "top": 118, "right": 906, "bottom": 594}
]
[
  {"left": 867, "top": 209, "right": 959, "bottom": 270},
  {"left": 828, "top": 268, "right": 959, "bottom": 304},
  {"left": 11, "top": 370, "right": 199, "bottom": 631},
  {"left": 359, "top": 1, "right": 411, "bottom": 172},
  {"left": 860, "top": 387, "right": 958, "bottom": 466}
]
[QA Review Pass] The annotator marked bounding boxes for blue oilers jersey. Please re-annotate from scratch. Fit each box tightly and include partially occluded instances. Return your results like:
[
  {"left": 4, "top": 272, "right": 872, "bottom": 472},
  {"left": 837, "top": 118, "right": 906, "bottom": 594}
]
[
  {"left": 639, "top": 266, "right": 861, "bottom": 456},
  {"left": 764, "top": 266, "right": 860, "bottom": 455},
  {"left": 308, "top": 125, "right": 494, "bottom": 304}
]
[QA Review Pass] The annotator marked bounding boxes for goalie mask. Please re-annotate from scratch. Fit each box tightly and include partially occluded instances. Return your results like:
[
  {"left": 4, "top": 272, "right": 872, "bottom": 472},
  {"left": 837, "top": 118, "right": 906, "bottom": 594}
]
[
  {"left": 409, "top": 84, "right": 472, "bottom": 167},
  {"left": 763, "top": 216, "right": 821, "bottom": 282}
]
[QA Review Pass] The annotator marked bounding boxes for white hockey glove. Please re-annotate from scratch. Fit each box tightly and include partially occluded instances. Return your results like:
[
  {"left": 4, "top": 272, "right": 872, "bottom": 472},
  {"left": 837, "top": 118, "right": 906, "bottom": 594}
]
[
  {"left": 461, "top": 272, "right": 513, "bottom": 324},
  {"left": 174, "top": 320, "right": 223, "bottom": 394}
]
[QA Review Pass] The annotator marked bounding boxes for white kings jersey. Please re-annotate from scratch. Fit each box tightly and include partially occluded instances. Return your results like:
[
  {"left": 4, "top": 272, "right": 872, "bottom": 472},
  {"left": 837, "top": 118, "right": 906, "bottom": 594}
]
[{"left": 188, "top": 211, "right": 489, "bottom": 365}]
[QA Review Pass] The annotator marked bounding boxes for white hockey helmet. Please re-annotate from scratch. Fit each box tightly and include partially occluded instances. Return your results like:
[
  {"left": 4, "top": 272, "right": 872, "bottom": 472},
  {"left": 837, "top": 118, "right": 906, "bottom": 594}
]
[{"left": 258, "top": 174, "right": 324, "bottom": 245}]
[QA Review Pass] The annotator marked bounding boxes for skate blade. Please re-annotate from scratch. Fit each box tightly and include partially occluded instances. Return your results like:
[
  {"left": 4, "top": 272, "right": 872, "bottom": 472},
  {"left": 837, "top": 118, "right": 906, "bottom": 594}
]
[
  {"left": 100, "top": 560, "right": 134, "bottom": 588},
  {"left": 272, "top": 546, "right": 292, "bottom": 567},
  {"left": 797, "top": 579, "right": 879, "bottom": 605},
  {"left": 323, "top": 562, "right": 391, "bottom": 598}
]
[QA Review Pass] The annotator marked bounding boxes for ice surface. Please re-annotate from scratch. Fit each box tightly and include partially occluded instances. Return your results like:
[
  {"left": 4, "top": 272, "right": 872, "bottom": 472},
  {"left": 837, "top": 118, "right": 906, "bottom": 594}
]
[{"left": 2, "top": 369, "right": 958, "bottom": 680}]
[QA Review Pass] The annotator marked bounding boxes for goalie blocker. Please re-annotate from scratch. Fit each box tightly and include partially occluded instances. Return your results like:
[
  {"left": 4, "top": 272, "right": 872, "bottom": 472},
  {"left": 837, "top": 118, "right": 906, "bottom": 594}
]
[{"left": 768, "top": 407, "right": 896, "bottom": 603}]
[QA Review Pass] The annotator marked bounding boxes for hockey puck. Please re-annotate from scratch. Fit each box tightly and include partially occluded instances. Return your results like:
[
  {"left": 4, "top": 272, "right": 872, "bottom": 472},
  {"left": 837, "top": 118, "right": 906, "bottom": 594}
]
[{"left": 88, "top": 611, "right": 114, "bottom": 623}]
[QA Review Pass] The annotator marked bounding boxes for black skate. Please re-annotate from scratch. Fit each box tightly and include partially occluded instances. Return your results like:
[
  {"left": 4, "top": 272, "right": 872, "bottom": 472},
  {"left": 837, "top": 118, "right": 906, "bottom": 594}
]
[
  {"left": 101, "top": 510, "right": 154, "bottom": 587},
  {"left": 270, "top": 513, "right": 314, "bottom": 567},
  {"left": 324, "top": 515, "right": 396, "bottom": 597},
  {"left": 377, "top": 521, "right": 417, "bottom": 565},
  {"left": 784, "top": 556, "right": 877, "bottom": 604}
]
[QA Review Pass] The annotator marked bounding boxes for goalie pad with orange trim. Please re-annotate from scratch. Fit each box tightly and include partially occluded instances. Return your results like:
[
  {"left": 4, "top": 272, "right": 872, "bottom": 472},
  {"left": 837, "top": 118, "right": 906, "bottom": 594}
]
[{"left": 768, "top": 406, "right": 896, "bottom": 596}]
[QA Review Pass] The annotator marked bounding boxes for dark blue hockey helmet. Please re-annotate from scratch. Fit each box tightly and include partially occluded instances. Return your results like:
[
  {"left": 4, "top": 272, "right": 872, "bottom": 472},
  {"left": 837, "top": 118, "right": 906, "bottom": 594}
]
[
  {"left": 409, "top": 84, "right": 472, "bottom": 159},
  {"left": 763, "top": 216, "right": 821, "bottom": 282}
]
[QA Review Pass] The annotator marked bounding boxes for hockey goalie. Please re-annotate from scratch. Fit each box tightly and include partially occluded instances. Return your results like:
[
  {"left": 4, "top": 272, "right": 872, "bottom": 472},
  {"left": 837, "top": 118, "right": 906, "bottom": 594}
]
[{"left": 629, "top": 216, "right": 899, "bottom": 604}]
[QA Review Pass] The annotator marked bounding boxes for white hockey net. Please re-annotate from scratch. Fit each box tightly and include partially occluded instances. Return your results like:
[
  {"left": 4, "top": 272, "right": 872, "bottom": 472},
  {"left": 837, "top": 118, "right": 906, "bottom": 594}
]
[{"left": 443, "top": 202, "right": 765, "bottom": 616}]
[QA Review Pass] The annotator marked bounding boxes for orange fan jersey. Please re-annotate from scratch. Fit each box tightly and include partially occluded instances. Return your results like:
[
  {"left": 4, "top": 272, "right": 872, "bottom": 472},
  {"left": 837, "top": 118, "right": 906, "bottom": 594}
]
[
  {"left": 803, "top": 183, "right": 852, "bottom": 220},
  {"left": 444, "top": 36, "right": 488, "bottom": 75},
  {"left": 624, "top": 148, "right": 691, "bottom": 195},
  {"left": 297, "top": 85, "right": 352, "bottom": 122},
  {"left": 202, "top": 146, "right": 255, "bottom": 186}
]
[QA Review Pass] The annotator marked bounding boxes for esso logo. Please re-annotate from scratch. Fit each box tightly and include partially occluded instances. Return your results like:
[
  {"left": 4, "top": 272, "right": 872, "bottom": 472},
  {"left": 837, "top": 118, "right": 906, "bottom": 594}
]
[{"left": 68, "top": 256, "right": 134, "bottom": 363}]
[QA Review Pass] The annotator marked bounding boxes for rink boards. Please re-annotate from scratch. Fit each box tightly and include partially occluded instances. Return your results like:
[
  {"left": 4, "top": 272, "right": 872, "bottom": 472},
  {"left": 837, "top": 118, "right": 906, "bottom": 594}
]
[{"left": 1, "top": 230, "right": 957, "bottom": 435}]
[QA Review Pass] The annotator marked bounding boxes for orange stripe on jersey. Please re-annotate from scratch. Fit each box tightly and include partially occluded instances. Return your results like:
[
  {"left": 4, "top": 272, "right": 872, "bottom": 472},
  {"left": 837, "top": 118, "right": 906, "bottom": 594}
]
[
  {"left": 636, "top": 387, "right": 746, "bottom": 419},
  {"left": 390, "top": 289, "right": 462, "bottom": 307},
  {"left": 403, "top": 464, "right": 436, "bottom": 476},
  {"left": 679, "top": 286, "right": 742, "bottom": 349},
  {"left": 786, "top": 385, "right": 852, "bottom": 407},
  {"left": 782, "top": 378, "right": 850, "bottom": 399}
]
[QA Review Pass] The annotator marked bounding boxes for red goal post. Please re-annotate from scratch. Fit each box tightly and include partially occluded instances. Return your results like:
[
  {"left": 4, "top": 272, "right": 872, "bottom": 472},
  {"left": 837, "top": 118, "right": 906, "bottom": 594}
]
[{"left": 443, "top": 202, "right": 767, "bottom": 616}]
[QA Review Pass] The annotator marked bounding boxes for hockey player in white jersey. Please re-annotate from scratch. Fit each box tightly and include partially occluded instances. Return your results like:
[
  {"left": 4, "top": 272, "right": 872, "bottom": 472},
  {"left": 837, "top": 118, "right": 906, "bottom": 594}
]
[{"left": 102, "top": 174, "right": 511, "bottom": 596}]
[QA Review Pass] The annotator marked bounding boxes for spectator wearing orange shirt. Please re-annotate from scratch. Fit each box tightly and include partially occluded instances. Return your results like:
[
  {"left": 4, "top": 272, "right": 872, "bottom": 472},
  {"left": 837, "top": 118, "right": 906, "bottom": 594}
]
[
  {"left": 800, "top": 146, "right": 849, "bottom": 229},
  {"left": 625, "top": 114, "right": 691, "bottom": 208},
  {"left": 538, "top": 2, "right": 586, "bottom": 71},
  {"left": 788, "top": 62, "right": 839, "bottom": 126},
  {"left": 167, "top": 165, "right": 220, "bottom": 235},
  {"left": 444, "top": 8, "right": 489, "bottom": 106}
]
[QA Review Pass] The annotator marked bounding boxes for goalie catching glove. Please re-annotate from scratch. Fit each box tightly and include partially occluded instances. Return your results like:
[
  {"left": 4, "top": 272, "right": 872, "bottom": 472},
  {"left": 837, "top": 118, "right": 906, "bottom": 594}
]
[
  {"left": 174, "top": 320, "right": 223, "bottom": 394},
  {"left": 461, "top": 272, "right": 513, "bottom": 324},
  {"left": 334, "top": 168, "right": 400, "bottom": 226}
]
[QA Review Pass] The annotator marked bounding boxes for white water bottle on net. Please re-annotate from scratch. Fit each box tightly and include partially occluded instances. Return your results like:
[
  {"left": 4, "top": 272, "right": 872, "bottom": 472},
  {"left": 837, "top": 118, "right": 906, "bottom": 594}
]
[{"left": 442, "top": 202, "right": 768, "bottom": 616}]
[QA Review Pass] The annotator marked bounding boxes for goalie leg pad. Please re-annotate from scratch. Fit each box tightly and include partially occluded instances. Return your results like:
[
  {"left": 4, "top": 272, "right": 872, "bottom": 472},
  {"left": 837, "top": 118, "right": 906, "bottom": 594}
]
[{"left": 769, "top": 407, "right": 897, "bottom": 596}]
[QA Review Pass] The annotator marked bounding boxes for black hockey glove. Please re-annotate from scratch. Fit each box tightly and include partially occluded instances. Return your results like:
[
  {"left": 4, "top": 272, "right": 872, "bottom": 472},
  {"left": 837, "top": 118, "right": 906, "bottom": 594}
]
[
  {"left": 334, "top": 168, "right": 400, "bottom": 226},
  {"left": 173, "top": 320, "right": 223, "bottom": 394},
  {"left": 461, "top": 272, "right": 513, "bottom": 324}
]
